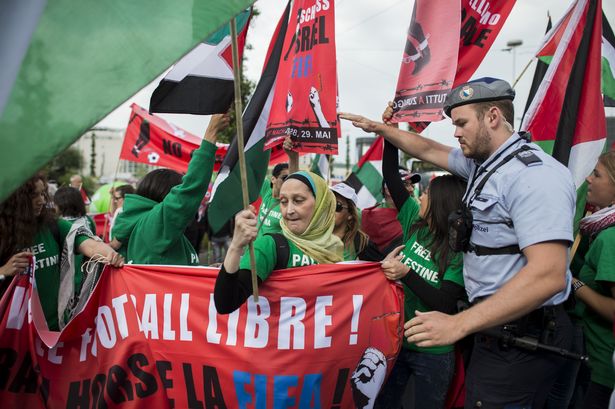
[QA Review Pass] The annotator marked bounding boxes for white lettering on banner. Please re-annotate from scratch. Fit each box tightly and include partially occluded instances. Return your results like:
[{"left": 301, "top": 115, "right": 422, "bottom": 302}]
[
  {"left": 298, "top": 0, "right": 330, "bottom": 24},
  {"left": 7, "top": 286, "right": 28, "bottom": 330},
  {"left": 111, "top": 294, "right": 129, "bottom": 339},
  {"left": 314, "top": 296, "right": 333, "bottom": 349},
  {"left": 207, "top": 293, "right": 222, "bottom": 344},
  {"left": 468, "top": 0, "right": 501, "bottom": 26},
  {"left": 70, "top": 291, "right": 368, "bottom": 358},
  {"left": 97, "top": 305, "right": 117, "bottom": 349},
  {"left": 180, "top": 293, "right": 192, "bottom": 341},
  {"left": 245, "top": 297, "right": 270, "bottom": 348},
  {"left": 163, "top": 294, "right": 175, "bottom": 340},
  {"left": 278, "top": 297, "right": 307, "bottom": 350},
  {"left": 34, "top": 337, "right": 64, "bottom": 364},
  {"left": 80, "top": 329, "right": 93, "bottom": 362},
  {"left": 141, "top": 294, "right": 159, "bottom": 339}
]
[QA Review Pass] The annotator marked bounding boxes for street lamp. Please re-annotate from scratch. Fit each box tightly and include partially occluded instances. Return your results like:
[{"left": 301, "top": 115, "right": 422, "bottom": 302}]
[{"left": 504, "top": 39, "right": 523, "bottom": 83}]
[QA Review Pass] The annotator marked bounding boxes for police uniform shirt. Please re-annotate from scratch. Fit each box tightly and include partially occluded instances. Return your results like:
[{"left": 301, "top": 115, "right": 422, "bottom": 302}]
[{"left": 447, "top": 133, "right": 575, "bottom": 305}]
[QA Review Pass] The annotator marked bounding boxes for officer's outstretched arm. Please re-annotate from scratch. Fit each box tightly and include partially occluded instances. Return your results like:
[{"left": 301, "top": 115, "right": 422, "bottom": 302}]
[
  {"left": 403, "top": 240, "right": 568, "bottom": 347},
  {"left": 339, "top": 112, "right": 452, "bottom": 172}
]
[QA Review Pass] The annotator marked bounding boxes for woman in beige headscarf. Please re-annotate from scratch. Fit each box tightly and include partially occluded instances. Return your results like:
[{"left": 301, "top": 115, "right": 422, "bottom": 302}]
[{"left": 214, "top": 171, "right": 343, "bottom": 314}]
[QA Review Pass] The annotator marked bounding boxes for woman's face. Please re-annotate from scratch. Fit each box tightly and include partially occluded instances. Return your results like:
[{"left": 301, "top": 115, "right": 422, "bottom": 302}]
[
  {"left": 418, "top": 187, "right": 430, "bottom": 219},
  {"left": 586, "top": 161, "right": 615, "bottom": 208},
  {"left": 280, "top": 179, "right": 316, "bottom": 235},
  {"left": 333, "top": 194, "right": 350, "bottom": 229},
  {"left": 32, "top": 180, "right": 46, "bottom": 217}
]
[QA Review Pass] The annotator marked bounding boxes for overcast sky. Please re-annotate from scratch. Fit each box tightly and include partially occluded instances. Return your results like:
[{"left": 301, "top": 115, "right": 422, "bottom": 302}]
[{"left": 98, "top": 0, "right": 615, "bottom": 160}]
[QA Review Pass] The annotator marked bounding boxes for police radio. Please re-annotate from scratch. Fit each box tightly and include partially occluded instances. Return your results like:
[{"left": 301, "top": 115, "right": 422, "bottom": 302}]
[{"left": 448, "top": 204, "right": 473, "bottom": 252}]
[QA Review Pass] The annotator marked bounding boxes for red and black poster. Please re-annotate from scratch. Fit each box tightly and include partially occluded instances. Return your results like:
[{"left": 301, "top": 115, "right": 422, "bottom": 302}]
[
  {"left": 392, "top": 0, "right": 461, "bottom": 123},
  {"left": 265, "top": 0, "right": 338, "bottom": 155},
  {"left": 120, "top": 104, "right": 228, "bottom": 173},
  {"left": 120, "top": 104, "right": 290, "bottom": 174},
  {"left": 394, "top": 0, "right": 516, "bottom": 130}
]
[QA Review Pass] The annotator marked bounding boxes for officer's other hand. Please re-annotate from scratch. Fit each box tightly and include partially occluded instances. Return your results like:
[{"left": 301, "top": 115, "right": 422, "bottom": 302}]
[
  {"left": 231, "top": 206, "right": 258, "bottom": 249},
  {"left": 404, "top": 310, "right": 464, "bottom": 347},
  {"left": 381, "top": 245, "right": 409, "bottom": 281},
  {"left": 204, "top": 113, "right": 231, "bottom": 143},
  {"left": 339, "top": 113, "right": 382, "bottom": 134},
  {"left": 381, "top": 102, "right": 399, "bottom": 128}
]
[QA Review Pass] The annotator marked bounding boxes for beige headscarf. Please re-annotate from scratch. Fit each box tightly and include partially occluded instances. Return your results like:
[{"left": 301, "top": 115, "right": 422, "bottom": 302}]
[{"left": 280, "top": 171, "right": 343, "bottom": 264}]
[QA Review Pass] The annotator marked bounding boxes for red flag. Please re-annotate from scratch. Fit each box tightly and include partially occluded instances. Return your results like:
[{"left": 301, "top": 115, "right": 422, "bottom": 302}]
[
  {"left": 392, "top": 0, "right": 461, "bottom": 123},
  {"left": 264, "top": 0, "right": 338, "bottom": 154},
  {"left": 120, "top": 104, "right": 229, "bottom": 173},
  {"left": 0, "top": 263, "right": 403, "bottom": 408}
]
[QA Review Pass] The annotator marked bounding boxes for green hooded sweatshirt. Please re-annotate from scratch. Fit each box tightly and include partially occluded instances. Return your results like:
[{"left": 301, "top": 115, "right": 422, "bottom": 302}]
[{"left": 112, "top": 141, "right": 216, "bottom": 265}]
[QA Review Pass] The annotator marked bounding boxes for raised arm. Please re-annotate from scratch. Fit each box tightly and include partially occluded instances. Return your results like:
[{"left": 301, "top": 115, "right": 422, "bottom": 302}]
[
  {"left": 283, "top": 136, "right": 299, "bottom": 173},
  {"left": 382, "top": 139, "right": 409, "bottom": 210},
  {"left": 339, "top": 106, "right": 452, "bottom": 172}
]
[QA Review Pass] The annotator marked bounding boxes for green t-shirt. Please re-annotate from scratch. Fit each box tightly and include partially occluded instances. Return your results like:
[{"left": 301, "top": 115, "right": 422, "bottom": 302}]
[
  {"left": 397, "top": 198, "right": 464, "bottom": 354},
  {"left": 239, "top": 235, "right": 317, "bottom": 281},
  {"left": 257, "top": 181, "right": 283, "bottom": 236},
  {"left": 31, "top": 219, "right": 89, "bottom": 331},
  {"left": 574, "top": 226, "right": 615, "bottom": 388}
]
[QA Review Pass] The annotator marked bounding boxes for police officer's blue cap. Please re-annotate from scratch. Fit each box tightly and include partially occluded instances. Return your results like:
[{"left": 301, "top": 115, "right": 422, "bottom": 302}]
[{"left": 443, "top": 77, "right": 515, "bottom": 117}]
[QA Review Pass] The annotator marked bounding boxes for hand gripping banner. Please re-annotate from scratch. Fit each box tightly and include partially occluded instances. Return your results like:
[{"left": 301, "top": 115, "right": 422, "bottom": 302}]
[
  {"left": 265, "top": 0, "right": 339, "bottom": 155},
  {"left": 0, "top": 262, "right": 403, "bottom": 408}
]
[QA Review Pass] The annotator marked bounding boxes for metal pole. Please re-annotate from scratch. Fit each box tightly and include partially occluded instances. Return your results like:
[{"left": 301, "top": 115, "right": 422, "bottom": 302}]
[{"left": 230, "top": 19, "right": 259, "bottom": 301}]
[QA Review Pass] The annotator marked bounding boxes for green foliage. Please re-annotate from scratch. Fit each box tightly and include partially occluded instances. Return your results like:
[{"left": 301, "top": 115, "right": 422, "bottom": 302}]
[{"left": 43, "top": 147, "right": 84, "bottom": 183}]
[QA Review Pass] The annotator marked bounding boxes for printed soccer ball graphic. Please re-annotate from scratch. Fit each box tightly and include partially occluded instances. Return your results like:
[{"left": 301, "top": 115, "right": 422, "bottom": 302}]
[{"left": 147, "top": 152, "right": 160, "bottom": 164}]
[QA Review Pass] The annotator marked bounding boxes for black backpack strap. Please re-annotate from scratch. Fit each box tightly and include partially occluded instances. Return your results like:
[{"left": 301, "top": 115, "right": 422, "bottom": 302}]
[{"left": 266, "top": 233, "right": 289, "bottom": 270}]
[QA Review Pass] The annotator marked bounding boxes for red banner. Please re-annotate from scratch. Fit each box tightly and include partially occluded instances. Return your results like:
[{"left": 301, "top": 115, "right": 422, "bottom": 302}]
[
  {"left": 0, "top": 262, "right": 403, "bottom": 408},
  {"left": 392, "top": 1, "right": 461, "bottom": 123},
  {"left": 121, "top": 104, "right": 291, "bottom": 174},
  {"left": 265, "top": 0, "right": 338, "bottom": 155}
]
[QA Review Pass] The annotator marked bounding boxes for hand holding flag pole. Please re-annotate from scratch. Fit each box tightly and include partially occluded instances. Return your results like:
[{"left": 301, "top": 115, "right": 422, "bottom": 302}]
[{"left": 230, "top": 18, "right": 259, "bottom": 302}]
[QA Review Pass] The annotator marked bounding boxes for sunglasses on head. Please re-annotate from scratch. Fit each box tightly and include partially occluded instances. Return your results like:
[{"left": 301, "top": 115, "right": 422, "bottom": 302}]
[
  {"left": 280, "top": 174, "right": 288, "bottom": 181},
  {"left": 335, "top": 201, "right": 348, "bottom": 212}
]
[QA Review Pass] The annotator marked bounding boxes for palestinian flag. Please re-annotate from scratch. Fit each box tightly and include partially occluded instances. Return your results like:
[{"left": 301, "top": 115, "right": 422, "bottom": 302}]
[
  {"left": 310, "top": 154, "right": 330, "bottom": 181},
  {"left": 149, "top": 9, "right": 252, "bottom": 115},
  {"left": 521, "top": 0, "right": 606, "bottom": 189},
  {"left": 603, "top": 11, "right": 615, "bottom": 106},
  {"left": 207, "top": 1, "right": 291, "bottom": 233},
  {"left": 0, "top": 0, "right": 256, "bottom": 203},
  {"left": 344, "top": 136, "right": 384, "bottom": 210},
  {"left": 522, "top": 14, "right": 552, "bottom": 121}
]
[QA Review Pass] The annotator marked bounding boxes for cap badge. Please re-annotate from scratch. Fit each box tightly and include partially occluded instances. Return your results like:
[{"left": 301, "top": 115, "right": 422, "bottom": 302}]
[{"left": 459, "top": 86, "right": 474, "bottom": 100}]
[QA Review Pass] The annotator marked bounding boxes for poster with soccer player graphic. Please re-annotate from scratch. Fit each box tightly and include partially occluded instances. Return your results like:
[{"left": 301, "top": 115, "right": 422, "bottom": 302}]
[
  {"left": 392, "top": 0, "right": 461, "bottom": 123},
  {"left": 265, "top": 0, "right": 338, "bottom": 154}
]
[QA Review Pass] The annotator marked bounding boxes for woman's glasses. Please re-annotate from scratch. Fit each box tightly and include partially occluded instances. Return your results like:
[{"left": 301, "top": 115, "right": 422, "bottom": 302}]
[{"left": 335, "top": 201, "right": 348, "bottom": 213}]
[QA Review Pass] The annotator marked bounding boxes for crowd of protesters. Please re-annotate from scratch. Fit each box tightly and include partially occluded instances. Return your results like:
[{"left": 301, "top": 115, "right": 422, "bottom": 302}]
[{"left": 1, "top": 77, "right": 614, "bottom": 408}]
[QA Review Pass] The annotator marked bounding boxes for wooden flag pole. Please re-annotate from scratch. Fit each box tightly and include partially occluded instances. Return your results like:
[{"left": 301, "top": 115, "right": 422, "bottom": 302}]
[
  {"left": 230, "top": 18, "right": 259, "bottom": 301},
  {"left": 512, "top": 58, "right": 534, "bottom": 89}
]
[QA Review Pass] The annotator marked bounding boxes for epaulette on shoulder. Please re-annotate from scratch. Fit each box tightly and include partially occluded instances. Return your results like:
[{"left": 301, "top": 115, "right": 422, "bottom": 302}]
[{"left": 515, "top": 149, "right": 542, "bottom": 167}]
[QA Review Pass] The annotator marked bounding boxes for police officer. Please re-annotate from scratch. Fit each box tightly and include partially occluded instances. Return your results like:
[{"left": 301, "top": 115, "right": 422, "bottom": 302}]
[{"left": 340, "top": 77, "right": 575, "bottom": 408}]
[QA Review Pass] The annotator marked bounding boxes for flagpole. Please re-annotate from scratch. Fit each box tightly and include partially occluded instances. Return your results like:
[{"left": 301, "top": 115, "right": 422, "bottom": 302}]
[
  {"left": 512, "top": 58, "right": 534, "bottom": 89},
  {"left": 230, "top": 18, "right": 259, "bottom": 302}
]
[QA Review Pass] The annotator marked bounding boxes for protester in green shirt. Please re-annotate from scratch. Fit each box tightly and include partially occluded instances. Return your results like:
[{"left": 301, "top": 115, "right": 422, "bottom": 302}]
[
  {"left": 256, "top": 162, "right": 289, "bottom": 236},
  {"left": 570, "top": 151, "right": 615, "bottom": 408},
  {"left": 375, "top": 140, "right": 467, "bottom": 409},
  {"left": 0, "top": 174, "right": 123, "bottom": 331},
  {"left": 214, "top": 170, "right": 343, "bottom": 314},
  {"left": 112, "top": 114, "right": 227, "bottom": 265}
]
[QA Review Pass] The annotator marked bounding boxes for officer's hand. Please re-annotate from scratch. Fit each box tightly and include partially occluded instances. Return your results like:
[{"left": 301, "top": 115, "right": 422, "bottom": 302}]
[
  {"left": 231, "top": 206, "right": 258, "bottom": 249},
  {"left": 381, "top": 102, "right": 399, "bottom": 128},
  {"left": 380, "top": 245, "right": 409, "bottom": 281},
  {"left": 404, "top": 310, "right": 465, "bottom": 347},
  {"left": 339, "top": 113, "right": 382, "bottom": 134},
  {"left": 0, "top": 252, "right": 33, "bottom": 277}
]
